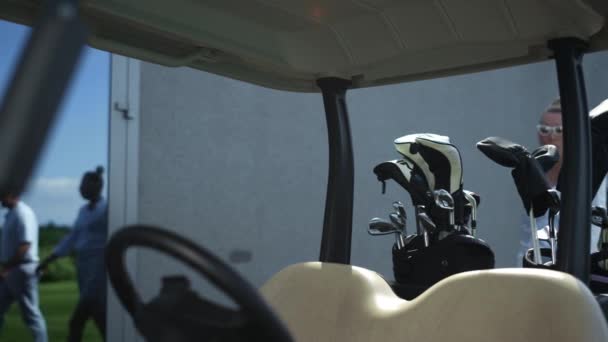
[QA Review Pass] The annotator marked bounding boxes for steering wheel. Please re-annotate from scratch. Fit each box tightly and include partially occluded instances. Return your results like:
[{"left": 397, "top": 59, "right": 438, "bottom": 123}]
[{"left": 106, "top": 225, "right": 293, "bottom": 342}]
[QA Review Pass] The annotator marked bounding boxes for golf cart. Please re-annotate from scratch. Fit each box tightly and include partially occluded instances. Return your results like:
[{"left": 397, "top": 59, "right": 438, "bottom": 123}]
[{"left": 2, "top": 0, "right": 608, "bottom": 341}]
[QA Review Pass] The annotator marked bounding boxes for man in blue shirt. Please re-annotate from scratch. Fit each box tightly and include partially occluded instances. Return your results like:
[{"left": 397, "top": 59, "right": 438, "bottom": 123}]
[
  {"left": 38, "top": 166, "right": 107, "bottom": 341},
  {"left": 0, "top": 191, "right": 48, "bottom": 342}
]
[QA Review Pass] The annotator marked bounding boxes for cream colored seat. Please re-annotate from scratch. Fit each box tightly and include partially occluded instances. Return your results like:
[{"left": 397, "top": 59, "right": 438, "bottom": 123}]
[{"left": 261, "top": 262, "right": 608, "bottom": 341}]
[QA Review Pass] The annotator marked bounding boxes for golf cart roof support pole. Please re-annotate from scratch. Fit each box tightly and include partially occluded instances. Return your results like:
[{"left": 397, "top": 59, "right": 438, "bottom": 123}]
[
  {"left": 317, "top": 77, "right": 354, "bottom": 264},
  {"left": 549, "top": 38, "right": 591, "bottom": 283},
  {"left": 0, "top": 0, "right": 86, "bottom": 196}
]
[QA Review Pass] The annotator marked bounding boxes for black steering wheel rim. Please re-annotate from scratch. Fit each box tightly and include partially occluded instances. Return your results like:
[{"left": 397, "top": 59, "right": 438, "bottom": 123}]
[{"left": 106, "top": 225, "right": 293, "bottom": 342}]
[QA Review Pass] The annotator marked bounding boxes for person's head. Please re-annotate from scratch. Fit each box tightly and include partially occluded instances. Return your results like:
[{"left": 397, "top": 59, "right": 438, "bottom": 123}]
[
  {"left": 0, "top": 191, "right": 19, "bottom": 209},
  {"left": 537, "top": 98, "right": 563, "bottom": 157},
  {"left": 80, "top": 166, "right": 104, "bottom": 202},
  {"left": 536, "top": 98, "right": 563, "bottom": 186}
]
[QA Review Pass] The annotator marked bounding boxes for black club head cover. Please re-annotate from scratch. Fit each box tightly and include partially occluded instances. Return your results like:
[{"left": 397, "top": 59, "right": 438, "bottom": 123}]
[
  {"left": 531, "top": 144, "right": 559, "bottom": 173},
  {"left": 477, "top": 137, "right": 553, "bottom": 217},
  {"left": 511, "top": 158, "right": 554, "bottom": 217},
  {"left": 476, "top": 137, "right": 528, "bottom": 168},
  {"left": 373, "top": 160, "right": 431, "bottom": 206}
]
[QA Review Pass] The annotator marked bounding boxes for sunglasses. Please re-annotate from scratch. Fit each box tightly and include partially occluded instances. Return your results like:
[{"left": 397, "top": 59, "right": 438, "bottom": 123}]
[{"left": 537, "top": 124, "right": 563, "bottom": 136}]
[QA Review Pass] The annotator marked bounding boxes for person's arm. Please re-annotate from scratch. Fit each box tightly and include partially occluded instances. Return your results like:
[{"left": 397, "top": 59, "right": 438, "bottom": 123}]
[
  {"left": 53, "top": 208, "right": 86, "bottom": 259},
  {"left": 37, "top": 217, "right": 81, "bottom": 275},
  {"left": 36, "top": 231, "right": 76, "bottom": 276},
  {"left": 2, "top": 243, "right": 31, "bottom": 271},
  {"left": 1, "top": 218, "right": 34, "bottom": 275},
  {"left": 36, "top": 252, "right": 59, "bottom": 275},
  {"left": 51, "top": 229, "right": 78, "bottom": 258}
]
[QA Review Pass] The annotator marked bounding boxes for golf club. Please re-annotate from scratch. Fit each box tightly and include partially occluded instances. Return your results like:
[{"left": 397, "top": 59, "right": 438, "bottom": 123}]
[
  {"left": 417, "top": 211, "right": 436, "bottom": 247},
  {"left": 415, "top": 135, "right": 465, "bottom": 225},
  {"left": 368, "top": 217, "right": 398, "bottom": 235},
  {"left": 414, "top": 205, "right": 425, "bottom": 235},
  {"left": 414, "top": 205, "right": 428, "bottom": 246},
  {"left": 591, "top": 206, "right": 608, "bottom": 270},
  {"left": 392, "top": 201, "right": 407, "bottom": 236},
  {"left": 369, "top": 216, "right": 405, "bottom": 249},
  {"left": 546, "top": 189, "right": 561, "bottom": 265},
  {"left": 463, "top": 190, "right": 478, "bottom": 236},
  {"left": 530, "top": 204, "right": 542, "bottom": 264},
  {"left": 389, "top": 213, "right": 406, "bottom": 248},
  {"left": 433, "top": 189, "right": 455, "bottom": 229}
]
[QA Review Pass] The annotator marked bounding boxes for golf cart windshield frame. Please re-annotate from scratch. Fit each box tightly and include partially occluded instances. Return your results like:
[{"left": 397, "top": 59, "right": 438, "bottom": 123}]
[{"left": 0, "top": 0, "right": 597, "bottom": 282}]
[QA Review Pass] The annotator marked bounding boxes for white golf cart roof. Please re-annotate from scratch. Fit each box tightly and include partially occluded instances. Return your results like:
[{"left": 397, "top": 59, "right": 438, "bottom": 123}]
[{"left": 2, "top": 0, "right": 607, "bottom": 92}]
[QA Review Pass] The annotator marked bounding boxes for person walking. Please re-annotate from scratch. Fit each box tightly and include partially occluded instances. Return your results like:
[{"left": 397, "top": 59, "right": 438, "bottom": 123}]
[
  {"left": 0, "top": 191, "right": 48, "bottom": 342},
  {"left": 38, "top": 166, "right": 108, "bottom": 341}
]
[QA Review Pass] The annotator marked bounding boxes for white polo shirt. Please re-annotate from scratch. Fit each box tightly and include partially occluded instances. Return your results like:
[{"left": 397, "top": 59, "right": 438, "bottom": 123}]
[
  {"left": 517, "top": 177, "right": 607, "bottom": 265},
  {"left": 0, "top": 201, "right": 39, "bottom": 264}
]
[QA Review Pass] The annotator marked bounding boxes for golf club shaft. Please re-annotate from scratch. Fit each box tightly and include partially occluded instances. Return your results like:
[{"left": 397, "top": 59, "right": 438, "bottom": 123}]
[
  {"left": 602, "top": 229, "right": 608, "bottom": 270},
  {"left": 415, "top": 206, "right": 423, "bottom": 235},
  {"left": 530, "top": 205, "right": 542, "bottom": 264},
  {"left": 550, "top": 238, "right": 557, "bottom": 264},
  {"left": 463, "top": 191, "right": 477, "bottom": 237},
  {"left": 394, "top": 232, "right": 403, "bottom": 249},
  {"left": 549, "top": 211, "right": 557, "bottom": 264}
]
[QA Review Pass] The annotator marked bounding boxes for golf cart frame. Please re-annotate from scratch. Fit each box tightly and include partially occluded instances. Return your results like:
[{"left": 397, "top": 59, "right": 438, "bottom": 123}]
[{"left": 1, "top": 0, "right": 607, "bottom": 340}]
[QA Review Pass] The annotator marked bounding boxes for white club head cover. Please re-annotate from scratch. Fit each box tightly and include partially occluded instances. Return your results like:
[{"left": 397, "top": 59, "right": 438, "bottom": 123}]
[
  {"left": 415, "top": 135, "right": 463, "bottom": 194},
  {"left": 394, "top": 133, "right": 449, "bottom": 190}
]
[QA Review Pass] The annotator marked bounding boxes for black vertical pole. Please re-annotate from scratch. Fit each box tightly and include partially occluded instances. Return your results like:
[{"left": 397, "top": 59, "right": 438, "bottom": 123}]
[
  {"left": 0, "top": 0, "right": 86, "bottom": 196},
  {"left": 317, "top": 77, "right": 354, "bottom": 264},
  {"left": 549, "top": 38, "right": 591, "bottom": 284}
]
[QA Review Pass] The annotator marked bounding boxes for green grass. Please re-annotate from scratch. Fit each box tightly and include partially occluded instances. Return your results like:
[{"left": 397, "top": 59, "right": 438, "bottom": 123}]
[{"left": 1, "top": 281, "right": 103, "bottom": 342}]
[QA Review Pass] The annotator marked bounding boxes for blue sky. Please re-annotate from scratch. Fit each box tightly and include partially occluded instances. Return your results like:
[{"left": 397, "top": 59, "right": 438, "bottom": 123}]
[{"left": 0, "top": 20, "right": 109, "bottom": 225}]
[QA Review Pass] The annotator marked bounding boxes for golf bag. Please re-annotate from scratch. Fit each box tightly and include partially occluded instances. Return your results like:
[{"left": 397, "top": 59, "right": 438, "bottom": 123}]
[
  {"left": 392, "top": 233, "right": 494, "bottom": 286},
  {"left": 372, "top": 133, "right": 495, "bottom": 297}
]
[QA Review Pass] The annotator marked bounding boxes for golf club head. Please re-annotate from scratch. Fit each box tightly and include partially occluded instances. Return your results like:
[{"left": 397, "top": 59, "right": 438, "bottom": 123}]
[
  {"left": 463, "top": 190, "right": 479, "bottom": 207},
  {"left": 463, "top": 190, "right": 478, "bottom": 231},
  {"left": 417, "top": 212, "right": 437, "bottom": 235},
  {"left": 393, "top": 201, "right": 407, "bottom": 219},
  {"left": 368, "top": 217, "right": 399, "bottom": 235},
  {"left": 433, "top": 189, "right": 454, "bottom": 210},
  {"left": 389, "top": 212, "right": 406, "bottom": 229},
  {"left": 546, "top": 189, "right": 561, "bottom": 214},
  {"left": 532, "top": 144, "right": 560, "bottom": 173},
  {"left": 591, "top": 206, "right": 608, "bottom": 229}
]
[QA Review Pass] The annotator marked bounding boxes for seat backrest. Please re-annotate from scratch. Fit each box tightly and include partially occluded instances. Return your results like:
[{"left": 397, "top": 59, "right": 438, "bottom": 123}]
[{"left": 261, "top": 262, "right": 608, "bottom": 342}]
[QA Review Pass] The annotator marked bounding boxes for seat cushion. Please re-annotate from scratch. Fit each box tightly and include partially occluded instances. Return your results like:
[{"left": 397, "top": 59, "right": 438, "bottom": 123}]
[{"left": 261, "top": 262, "right": 608, "bottom": 342}]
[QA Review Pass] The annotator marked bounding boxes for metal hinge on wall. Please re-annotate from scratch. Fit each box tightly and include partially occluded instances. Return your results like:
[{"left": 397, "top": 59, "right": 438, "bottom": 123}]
[{"left": 114, "top": 101, "right": 133, "bottom": 120}]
